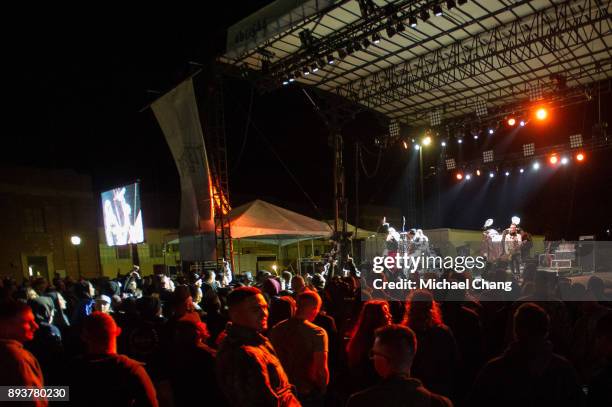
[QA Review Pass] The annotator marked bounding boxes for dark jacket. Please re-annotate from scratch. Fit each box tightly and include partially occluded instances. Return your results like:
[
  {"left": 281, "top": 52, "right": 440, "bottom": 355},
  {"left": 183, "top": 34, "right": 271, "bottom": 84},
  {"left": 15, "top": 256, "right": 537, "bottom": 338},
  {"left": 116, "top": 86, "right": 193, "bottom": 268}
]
[
  {"left": 69, "top": 353, "right": 158, "bottom": 407},
  {"left": 170, "top": 343, "right": 227, "bottom": 407},
  {"left": 346, "top": 374, "right": 452, "bottom": 407},
  {"left": 216, "top": 323, "right": 300, "bottom": 407},
  {"left": 470, "top": 340, "right": 584, "bottom": 407}
]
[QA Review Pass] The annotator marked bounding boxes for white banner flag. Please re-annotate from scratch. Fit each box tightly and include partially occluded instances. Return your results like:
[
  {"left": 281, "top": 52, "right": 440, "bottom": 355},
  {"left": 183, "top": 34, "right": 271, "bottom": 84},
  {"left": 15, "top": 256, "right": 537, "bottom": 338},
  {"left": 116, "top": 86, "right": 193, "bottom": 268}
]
[{"left": 152, "top": 78, "right": 216, "bottom": 262}]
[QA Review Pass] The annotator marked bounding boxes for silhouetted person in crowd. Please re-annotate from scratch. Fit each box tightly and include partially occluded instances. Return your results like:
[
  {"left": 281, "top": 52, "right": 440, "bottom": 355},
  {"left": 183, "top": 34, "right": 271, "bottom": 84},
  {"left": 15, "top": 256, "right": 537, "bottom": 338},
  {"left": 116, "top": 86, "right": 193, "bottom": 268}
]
[
  {"left": 346, "top": 324, "right": 452, "bottom": 407},
  {"left": 403, "top": 290, "right": 458, "bottom": 398},
  {"left": 587, "top": 311, "right": 612, "bottom": 407},
  {"left": 291, "top": 275, "right": 307, "bottom": 296},
  {"left": 26, "top": 299, "right": 63, "bottom": 384},
  {"left": 170, "top": 319, "right": 227, "bottom": 406},
  {"left": 216, "top": 287, "right": 300, "bottom": 406},
  {"left": 69, "top": 311, "right": 158, "bottom": 407},
  {"left": 470, "top": 302, "right": 584, "bottom": 407},
  {"left": 270, "top": 290, "right": 329, "bottom": 406},
  {"left": 346, "top": 300, "right": 392, "bottom": 392},
  {"left": 268, "top": 295, "right": 296, "bottom": 329},
  {"left": 70, "top": 280, "right": 96, "bottom": 325},
  {"left": 0, "top": 301, "right": 47, "bottom": 407},
  {"left": 201, "top": 294, "right": 227, "bottom": 347}
]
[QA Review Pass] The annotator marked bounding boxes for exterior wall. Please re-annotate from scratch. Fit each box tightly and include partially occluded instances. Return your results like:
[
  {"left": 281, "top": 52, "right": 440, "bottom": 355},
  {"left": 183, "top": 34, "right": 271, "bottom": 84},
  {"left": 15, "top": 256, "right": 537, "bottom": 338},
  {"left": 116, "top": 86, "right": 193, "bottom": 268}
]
[
  {"left": 233, "top": 238, "right": 331, "bottom": 275},
  {"left": 98, "top": 228, "right": 178, "bottom": 277},
  {"left": 0, "top": 168, "right": 100, "bottom": 281}
]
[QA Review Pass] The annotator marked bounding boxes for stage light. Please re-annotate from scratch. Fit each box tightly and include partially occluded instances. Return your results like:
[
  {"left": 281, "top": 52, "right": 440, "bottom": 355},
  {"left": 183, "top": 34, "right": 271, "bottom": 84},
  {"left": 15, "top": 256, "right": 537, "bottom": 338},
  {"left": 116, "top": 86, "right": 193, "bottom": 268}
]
[
  {"left": 430, "top": 109, "right": 442, "bottom": 126},
  {"left": 446, "top": 0, "right": 456, "bottom": 9},
  {"left": 507, "top": 117, "right": 516, "bottom": 126},
  {"left": 457, "top": 138, "right": 463, "bottom": 144},
  {"left": 519, "top": 120, "right": 526, "bottom": 127},
  {"left": 549, "top": 155, "right": 558, "bottom": 165},
  {"left": 576, "top": 152, "right": 585, "bottom": 162},
  {"left": 311, "top": 64, "right": 319, "bottom": 73},
  {"left": 409, "top": 16, "right": 418, "bottom": 27},
  {"left": 569, "top": 134, "right": 583, "bottom": 148},
  {"left": 70, "top": 235, "right": 81, "bottom": 246},
  {"left": 476, "top": 169, "right": 481, "bottom": 176},
  {"left": 372, "top": 33, "right": 381, "bottom": 44},
  {"left": 489, "top": 172, "right": 495, "bottom": 178},
  {"left": 326, "top": 54, "right": 335, "bottom": 64},
  {"left": 289, "top": 74, "right": 296, "bottom": 83},
  {"left": 389, "top": 120, "right": 400, "bottom": 138},
  {"left": 403, "top": 141, "right": 408, "bottom": 149},
  {"left": 473, "top": 134, "right": 479, "bottom": 140},
  {"left": 488, "top": 128, "right": 494, "bottom": 135},
  {"left": 465, "top": 174, "right": 471, "bottom": 180},
  {"left": 561, "top": 157, "right": 569, "bottom": 165},
  {"left": 282, "top": 77, "right": 290, "bottom": 86},
  {"left": 456, "top": 173, "right": 463, "bottom": 180},
  {"left": 433, "top": 4, "right": 443, "bottom": 16},
  {"left": 523, "top": 143, "right": 535, "bottom": 157},
  {"left": 420, "top": 9, "right": 430, "bottom": 21},
  {"left": 441, "top": 141, "right": 447, "bottom": 147},
  {"left": 535, "top": 107, "right": 548, "bottom": 120},
  {"left": 483, "top": 150, "right": 494, "bottom": 163},
  {"left": 519, "top": 168, "right": 524, "bottom": 173},
  {"left": 533, "top": 162, "right": 540, "bottom": 170},
  {"left": 475, "top": 98, "right": 488, "bottom": 117},
  {"left": 422, "top": 136, "right": 432, "bottom": 146},
  {"left": 505, "top": 171, "right": 510, "bottom": 176},
  {"left": 414, "top": 144, "right": 420, "bottom": 150},
  {"left": 303, "top": 67, "right": 310, "bottom": 76}
]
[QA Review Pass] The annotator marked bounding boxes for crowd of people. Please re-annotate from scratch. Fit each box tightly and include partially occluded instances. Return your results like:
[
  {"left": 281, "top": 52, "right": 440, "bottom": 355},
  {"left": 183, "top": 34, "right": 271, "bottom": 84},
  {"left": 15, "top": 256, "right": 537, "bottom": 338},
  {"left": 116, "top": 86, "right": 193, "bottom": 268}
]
[{"left": 1, "top": 263, "right": 611, "bottom": 406}]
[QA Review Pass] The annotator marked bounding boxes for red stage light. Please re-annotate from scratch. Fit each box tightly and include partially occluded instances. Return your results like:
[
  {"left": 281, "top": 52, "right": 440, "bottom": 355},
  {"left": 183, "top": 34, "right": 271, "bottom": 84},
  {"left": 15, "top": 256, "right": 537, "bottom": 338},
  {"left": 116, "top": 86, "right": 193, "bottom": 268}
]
[
  {"left": 576, "top": 152, "right": 585, "bottom": 162},
  {"left": 535, "top": 107, "right": 548, "bottom": 121},
  {"left": 507, "top": 118, "right": 516, "bottom": 126},
  {"left": 456, "top": 173, "right": 463, "bottom": 180},
  {"left": 549, "top": 155, "right": 558, "bottom": 165}
]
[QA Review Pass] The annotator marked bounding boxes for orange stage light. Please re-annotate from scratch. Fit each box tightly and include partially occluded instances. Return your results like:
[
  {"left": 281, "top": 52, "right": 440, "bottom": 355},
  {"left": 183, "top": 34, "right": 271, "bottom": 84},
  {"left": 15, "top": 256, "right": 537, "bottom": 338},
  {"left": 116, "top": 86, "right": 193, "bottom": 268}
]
[
  {"left": 535, "top": 107, "right": 548, "bottom": 121},
  {"left": 456, "top": 173, "right": 463, "bottom": 180}
]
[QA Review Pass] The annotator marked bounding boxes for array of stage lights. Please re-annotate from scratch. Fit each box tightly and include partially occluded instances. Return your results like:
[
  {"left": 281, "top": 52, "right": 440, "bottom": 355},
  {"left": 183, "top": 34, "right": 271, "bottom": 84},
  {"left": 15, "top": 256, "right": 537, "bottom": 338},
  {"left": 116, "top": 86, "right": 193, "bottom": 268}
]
[
  {"left": 280, "top": 0, "right": 471, "bottom": 86},
  {"left": 453, "top": 152, "right": 586, "bottom": 181}
]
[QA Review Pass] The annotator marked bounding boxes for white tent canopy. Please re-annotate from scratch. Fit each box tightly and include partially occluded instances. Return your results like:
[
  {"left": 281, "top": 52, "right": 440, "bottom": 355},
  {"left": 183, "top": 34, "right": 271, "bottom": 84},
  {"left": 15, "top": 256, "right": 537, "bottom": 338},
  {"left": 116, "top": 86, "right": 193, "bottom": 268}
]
[{"left": 230, "top": 199, "right": 332, "bottom": 243}]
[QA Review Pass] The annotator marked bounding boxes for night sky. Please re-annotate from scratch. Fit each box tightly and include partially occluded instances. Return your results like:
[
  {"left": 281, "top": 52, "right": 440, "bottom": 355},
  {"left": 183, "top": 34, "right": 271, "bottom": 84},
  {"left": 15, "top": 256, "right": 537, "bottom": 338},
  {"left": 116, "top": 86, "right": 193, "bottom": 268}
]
[{"left": 4, "top": 5, "right": 611, "bottom": 239}]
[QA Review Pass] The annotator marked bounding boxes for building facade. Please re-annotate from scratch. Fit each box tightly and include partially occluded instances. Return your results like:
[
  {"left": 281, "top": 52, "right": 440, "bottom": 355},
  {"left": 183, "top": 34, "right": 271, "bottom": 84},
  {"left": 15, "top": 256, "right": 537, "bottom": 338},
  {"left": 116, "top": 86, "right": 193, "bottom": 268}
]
[{"left": 0, "top": 167, "right": 101, "bottom": 281}]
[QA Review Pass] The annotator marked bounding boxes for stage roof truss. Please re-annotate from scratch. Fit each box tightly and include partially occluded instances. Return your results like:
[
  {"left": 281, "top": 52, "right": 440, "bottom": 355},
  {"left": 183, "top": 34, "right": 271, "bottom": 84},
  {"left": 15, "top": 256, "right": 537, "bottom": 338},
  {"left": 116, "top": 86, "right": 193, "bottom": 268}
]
[{"left": 221, "top": 0, "right": 612, "bottom": 126}]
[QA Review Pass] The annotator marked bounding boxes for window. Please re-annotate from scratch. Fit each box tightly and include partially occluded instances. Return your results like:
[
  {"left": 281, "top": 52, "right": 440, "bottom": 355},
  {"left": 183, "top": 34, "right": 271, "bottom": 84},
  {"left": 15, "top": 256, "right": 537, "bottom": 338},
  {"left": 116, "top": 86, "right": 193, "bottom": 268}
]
[
  {"left": 23, "top": 208, "right": 46, "bottom": 233},
  {"left": 149, "top": 243, "right": 163, "bottom": 258},
  {"left": 116, "top": 246, "right": 131, "bottom": 259}
]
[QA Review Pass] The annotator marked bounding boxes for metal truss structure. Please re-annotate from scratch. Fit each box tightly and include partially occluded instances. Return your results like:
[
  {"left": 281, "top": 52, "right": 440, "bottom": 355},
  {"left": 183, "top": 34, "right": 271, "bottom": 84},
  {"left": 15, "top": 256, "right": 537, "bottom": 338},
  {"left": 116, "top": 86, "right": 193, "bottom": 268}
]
[{"left": 221, "top": 0, "right": 611, "bottom": 127}]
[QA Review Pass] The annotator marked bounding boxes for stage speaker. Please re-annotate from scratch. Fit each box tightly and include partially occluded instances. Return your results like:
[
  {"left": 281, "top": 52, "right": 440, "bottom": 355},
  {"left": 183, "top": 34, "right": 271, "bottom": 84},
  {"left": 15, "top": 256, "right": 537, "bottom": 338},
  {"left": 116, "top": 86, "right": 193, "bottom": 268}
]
[{"left": 577, "top": 236, "right": 595, "bottom": 273}]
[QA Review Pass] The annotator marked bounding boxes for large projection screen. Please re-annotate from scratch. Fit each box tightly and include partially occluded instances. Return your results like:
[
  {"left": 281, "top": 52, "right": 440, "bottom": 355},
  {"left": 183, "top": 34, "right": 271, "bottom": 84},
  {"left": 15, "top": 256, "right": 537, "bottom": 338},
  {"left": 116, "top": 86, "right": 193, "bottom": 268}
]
[{"left": 101, "top": 182, "right": 144, "bottom": 246}]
